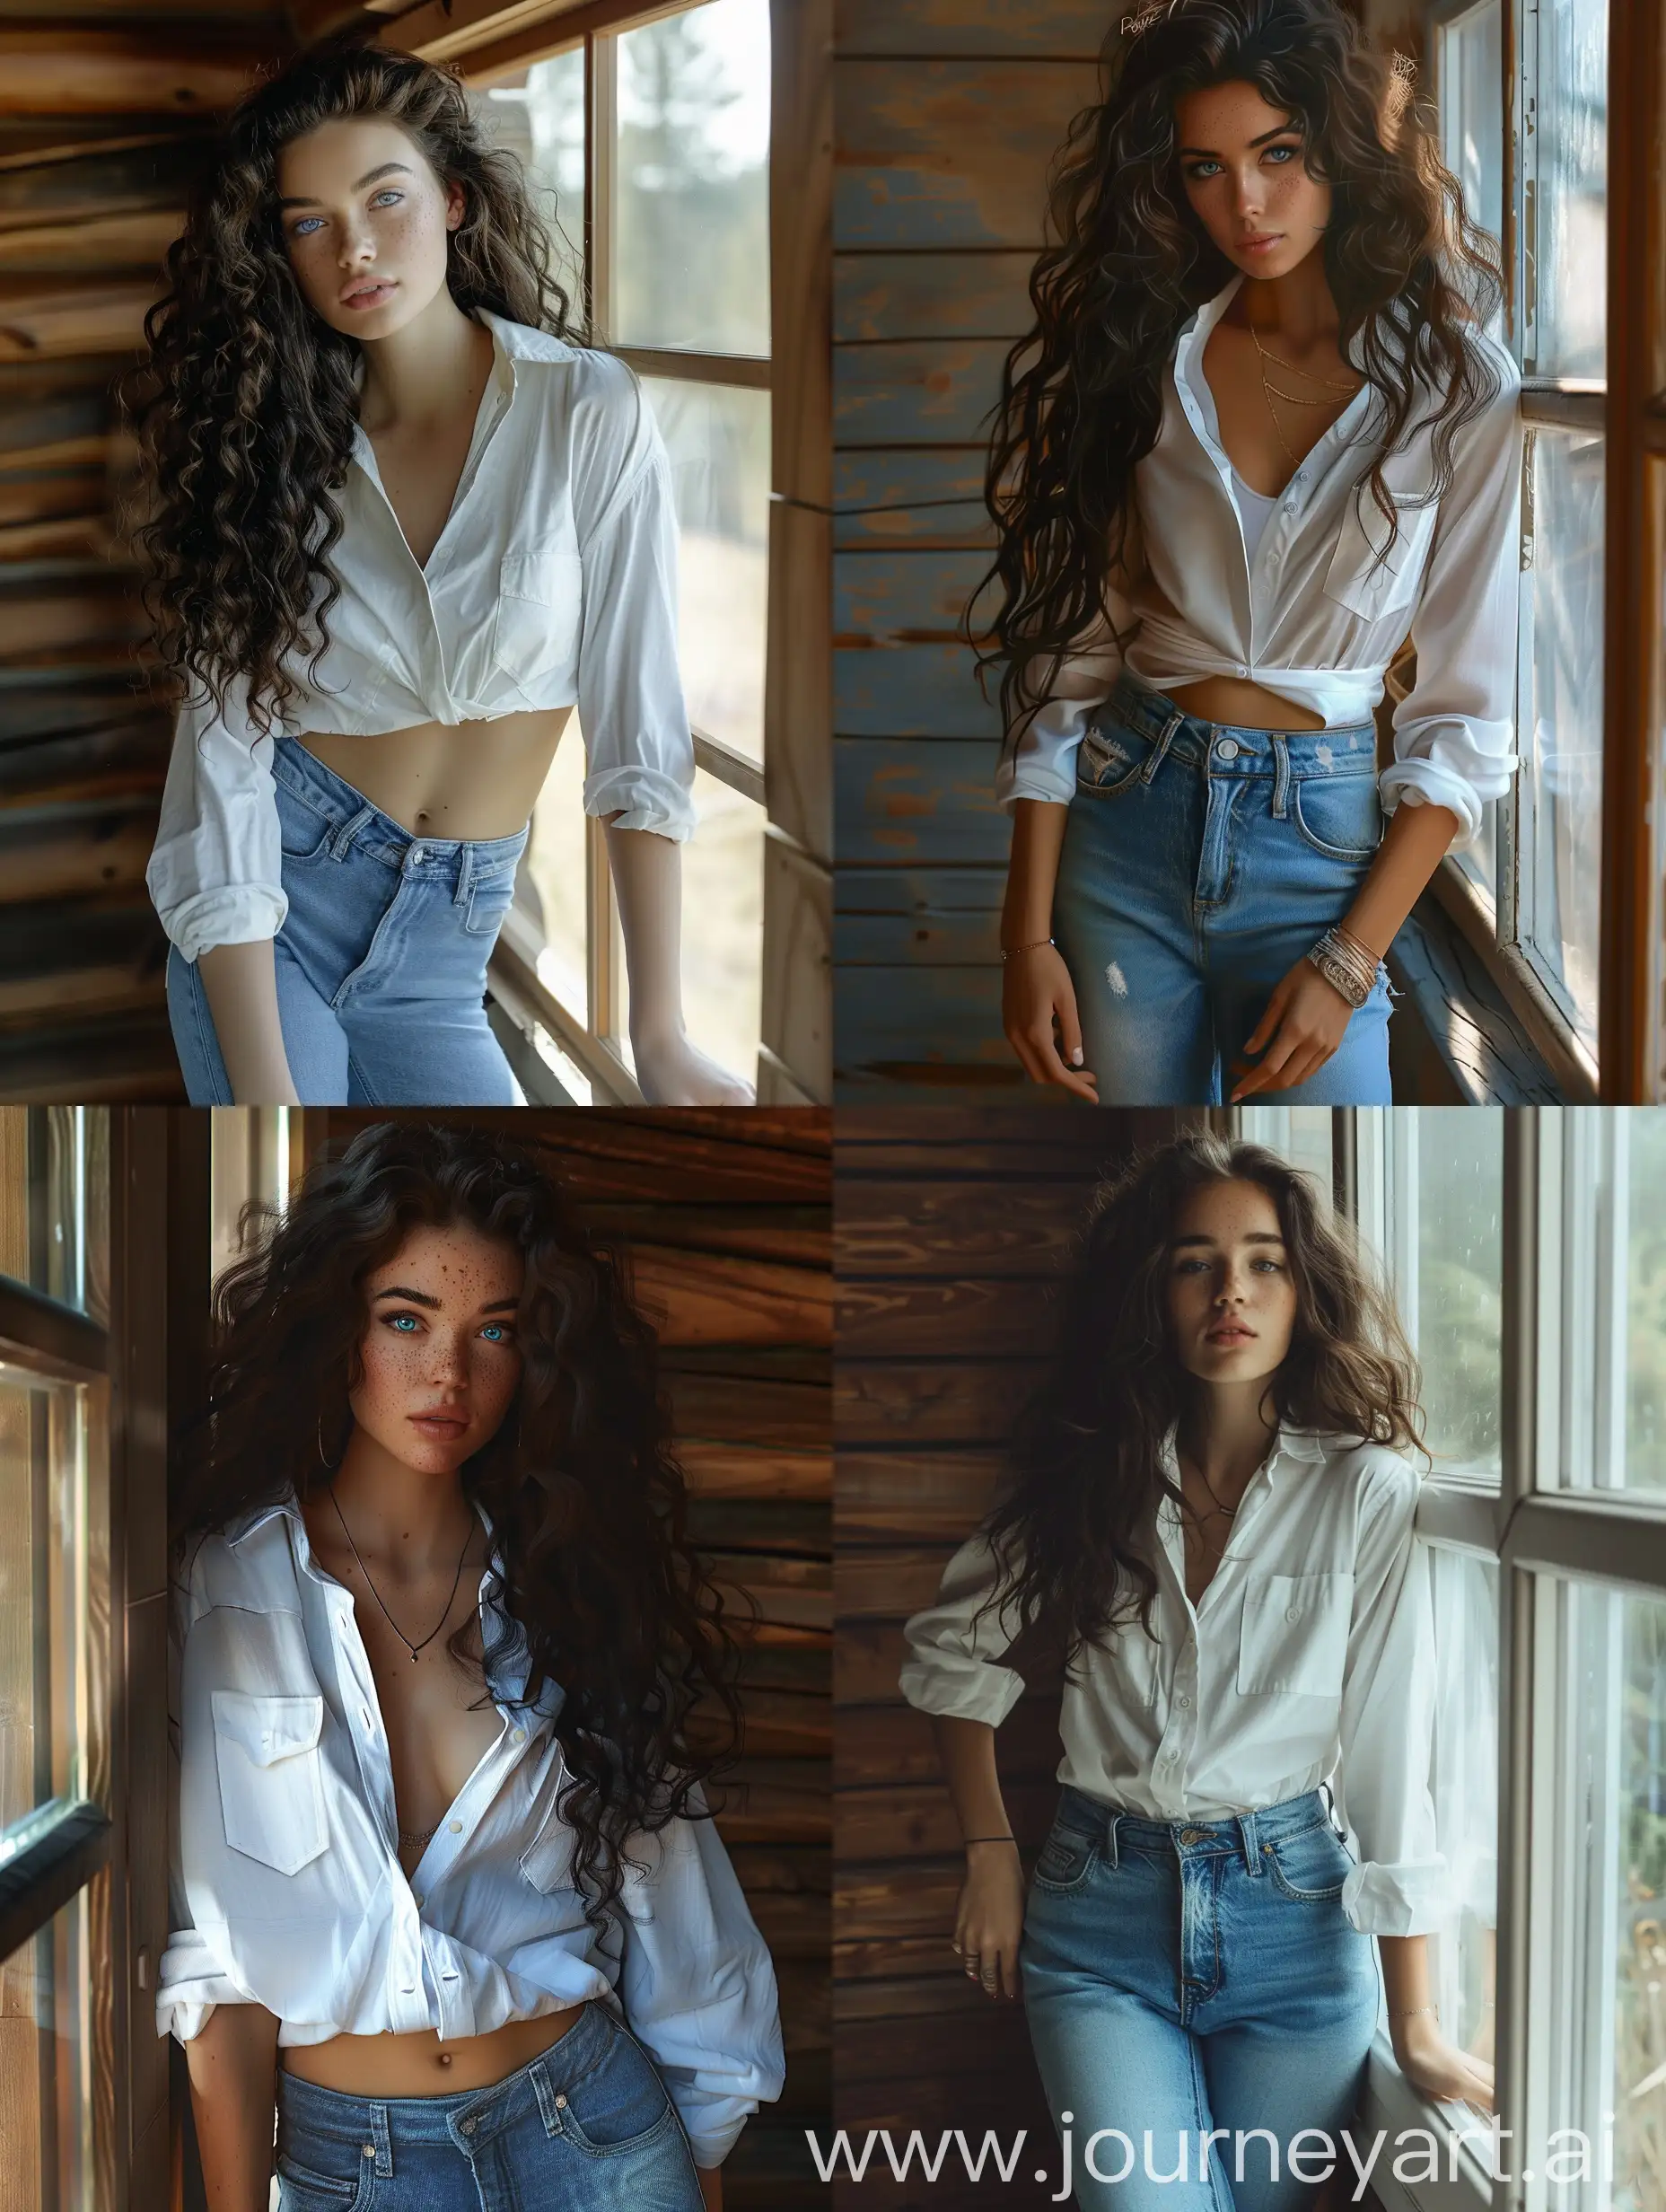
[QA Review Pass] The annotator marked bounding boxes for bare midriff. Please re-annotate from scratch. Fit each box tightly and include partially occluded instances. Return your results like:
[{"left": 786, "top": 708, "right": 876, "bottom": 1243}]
[
  {"left": 280, "top": 2002, "right": 590, "bottom": 2097},
  {"left": 294, "top": 705, "right": 576, "bottom": 844},
  {"left": 1159, "top": 674, "right": 1328, "bottom": 733}
]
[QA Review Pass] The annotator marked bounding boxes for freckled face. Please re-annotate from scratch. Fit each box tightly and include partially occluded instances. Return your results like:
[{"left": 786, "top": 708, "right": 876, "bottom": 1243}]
[
  {"left": 275, "top": 116, "right": 463, "bottom": 338},
  {"left": 1165, "top": 1178, "right": 1299, "bottom": 1388},
  {"left": 1172, "top": 79, "right": 1333, "bottom": 281},
  {"left": 348, "top": 1220, "right": 525, "bottom": 1477}
]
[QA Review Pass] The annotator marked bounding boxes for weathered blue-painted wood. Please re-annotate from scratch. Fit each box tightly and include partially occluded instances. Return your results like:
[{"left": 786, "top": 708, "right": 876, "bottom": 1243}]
[
  {"left": 832, "top": 448, "right": 994, "bottom": 547},
  {"left": 833, "top": 338, "right": 1008, "bottom": 443},
  {"left": 838, "top": 865, "right": 1007, "bottom": 913},
  {"left": 835, "top": 736, "right": 1011, "bottom": 863},
  {"left": 834, "top": 60, "right": 1100, "bottom": 249},
  {"left": 834, "top": 641, "right": 1003, "bottom": 737},
  {"left": 836, "top": 908, "right": 1004, "bottom": 964},
  {"left": 835, "top": 549, "right": 995, "bottom": 639},
  {"left": 835, "top": 0, "right": 1115, "bottom": 57},
  {"left": 833, "top": 250, "right": 1036, "bottom": 343},
  {"left": 834, "top": 961, "right": 1013, "bottom": 1075}
]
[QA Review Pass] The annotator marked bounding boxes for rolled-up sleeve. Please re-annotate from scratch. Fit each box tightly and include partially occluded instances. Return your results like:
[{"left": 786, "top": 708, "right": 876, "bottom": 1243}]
[
  {"left": 568, "top": 355, "right": 697, "bottom": 841},
  {"left": 145, "top": 672, "right": 287, "bottom": 963},
  {"left": 995, "top": 587, "right": 1137, "bottom": 812},
  {"left": 1333, "top": 1456, "right": 1449, "bottom": 1937},
  {"left": 1381, "top": 331, "right": 1523, "bottom": 849},
  {"left": 899, "top": 1530, "right": 1030, "bottom": 1728},
  {"left": 614, "top": 1786, "right": 785, "bottom": 2168}
]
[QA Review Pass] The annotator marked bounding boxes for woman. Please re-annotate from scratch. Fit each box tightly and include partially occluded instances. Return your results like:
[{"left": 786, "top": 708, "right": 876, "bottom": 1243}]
[
  {"left": 129, "top": 37, "right": 748, "bottom": 1107},
  {"left": 899, "top": 1134, "right": 1491, "bottom": 2212},
  {"left": 159, "top": 1122, "right": 785, "bottom": 2210},
  {"left": 979, "top": 0, "right": 1522, "bottom": 1105}
]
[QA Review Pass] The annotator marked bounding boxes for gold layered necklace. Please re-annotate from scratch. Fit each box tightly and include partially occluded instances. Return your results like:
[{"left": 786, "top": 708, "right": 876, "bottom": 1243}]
[{"left": 1244, "top": 309, "right": 1362, "bottom": 466}]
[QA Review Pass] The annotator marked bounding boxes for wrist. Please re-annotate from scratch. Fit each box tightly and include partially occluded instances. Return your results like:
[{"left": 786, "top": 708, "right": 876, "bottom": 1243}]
[{"left": 964, "top": 1835, "right": 1019, "bottom": 1852}]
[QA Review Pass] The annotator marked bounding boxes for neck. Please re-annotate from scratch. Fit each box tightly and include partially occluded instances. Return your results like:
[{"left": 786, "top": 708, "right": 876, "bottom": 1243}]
[
  {"left": 1175, "top": 1377, "right": 1280, "bottom": 1495},
  {"left": 357, "top": 285, "right": 494, "bottom": 433},
  {"left": 325, "top": 1431, "right": 476, "bottom": 1580},
  {"left": 1232, "top": 246, "right": 1336, "bottom": 348}
]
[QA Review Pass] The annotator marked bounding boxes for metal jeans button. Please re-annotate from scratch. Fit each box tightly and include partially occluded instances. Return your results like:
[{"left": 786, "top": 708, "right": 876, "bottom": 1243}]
[{"left": 1216, "top": 737, "right": 1240, "bottom": 760}]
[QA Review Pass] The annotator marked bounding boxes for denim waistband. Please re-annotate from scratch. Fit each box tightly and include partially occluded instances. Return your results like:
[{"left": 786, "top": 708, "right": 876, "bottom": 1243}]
[
  {"left": 1100, "top": 671, "right": 1378, "bottom": 781},
  {"left": 272, "top": 733, "right": 530, "bottom": 883},
  {"left": 1053, "top": 1781, "right": 1341, "bottom": 1872},
  {"left": 276, "top": 1997, "right": 614, "bottom": 2155}
]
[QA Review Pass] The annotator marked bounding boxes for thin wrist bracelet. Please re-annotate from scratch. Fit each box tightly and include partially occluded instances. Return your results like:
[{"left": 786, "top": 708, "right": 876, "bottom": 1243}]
[
  {"left": 1389, "top": 2004, "right": 1439, "bottom": 2020},
  {"left": 1306, "top": 926, "right": 1378, "bottom": 1008},
  {"left": 964, "top": 1834, "right": 1018, "bottom": 1846},
  {"left": 1000, "top": 937, "right": 1055, "bottom": 963}
]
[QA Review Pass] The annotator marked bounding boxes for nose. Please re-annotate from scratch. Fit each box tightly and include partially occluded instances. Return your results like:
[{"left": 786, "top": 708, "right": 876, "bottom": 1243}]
[
  {"left": 338, "top": 218, "right": 375, "bottom": 268},
  {"left": 429, "top": 1332, "right": 470, "bottom": 1390}
]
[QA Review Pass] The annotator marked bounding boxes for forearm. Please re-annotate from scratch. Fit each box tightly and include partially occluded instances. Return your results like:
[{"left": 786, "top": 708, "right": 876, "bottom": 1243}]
[
  {"left": 183, "top": 2002, "right": 281, "bottom": 2211},
  {"left": 1342, "top": 799, "right": 1462, "bottom": 961},
  {"left": 930, "top": 1714, "right": 1013, "bottom": 1842},
  {"left": 1376, "top": 1933, "right": 1434, "bottom": 2058},
  {"left": 197, "top": 941, "right": 300, "bottom": 1104},
  {"left": 1000, "top": 800, "right": 1071, "bottom": 950},
  {"left": 601, "top": 818, "right": 685, "bottom": 1046}
]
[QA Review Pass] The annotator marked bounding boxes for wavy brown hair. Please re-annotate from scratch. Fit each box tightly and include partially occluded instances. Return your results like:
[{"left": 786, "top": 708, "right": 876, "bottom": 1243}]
[
  {"left": 124, "top": 35, "right": 580, "bottom": 741},
  {"left": 974, "top": 1131, "right": 1425, "bottom": 1684},
  {"left": 968, "top": 0, "right": 1508, "bottom": 759},
  {"left": 171, "top": 1120, "right": 748, "bottom": 1934}
]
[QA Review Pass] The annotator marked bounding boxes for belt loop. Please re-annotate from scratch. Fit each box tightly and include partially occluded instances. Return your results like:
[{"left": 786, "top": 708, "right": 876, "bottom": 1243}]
[
  {"left": 371, "top": 2099, "right": 392, "bottom": 2177},
  {"left": 1104, "top": 1809, "right": 1121, "bottom": 1870},
  {"left": 1238, "top": 1809, "right": 1260, "bottom": 1876},
  {"left": 1141, "top": 707, "right": 1185, "bottom": 786},
  {"left": 455, "top": 838, "right": 476, "bottom": 908},
  {"left": 329, "top": 802, "right": 376, "bottom": 863},
  {"left": 1270, "top": 733, "right": 1291, "bottom": 819},
  {"left": 530, "top": 2056, "right": 562, "bottom": 2137}
]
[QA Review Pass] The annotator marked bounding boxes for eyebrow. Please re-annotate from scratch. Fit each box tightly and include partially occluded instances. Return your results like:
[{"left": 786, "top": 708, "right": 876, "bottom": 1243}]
[
  {"left": 279, "top": 161, "right": 414, "bottom": 210},
  {"left": 372, "top": 1285, "right": 521, "bottom": 1313},
  {"left": 1178, "top": 124, "right": 1299, "bottom": 157},
  {"left": 1170, "top": 1232, "right": 1286, "bottom": 1249}
]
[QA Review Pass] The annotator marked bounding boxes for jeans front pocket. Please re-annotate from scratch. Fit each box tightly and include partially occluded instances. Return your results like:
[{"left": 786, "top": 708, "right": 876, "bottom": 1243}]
[
  {"left": 1032, "top": 1819, "right": 1100, "bottom": 1894},
  {"left": 1075, "top": 719, "right": 1151, "bottom": 797},
  {"left": 210, "top": 1691, "right": 329, "bottom": 1874},
  {"left": 1292, "top": 770, "right": 1383, "bottom": 862},
  {"left": 1264, "top": 1820, "right": 1355, "bottom": 1904},
  {"left": 462, "top": 862, "right": 522, "bottom": 939},
  {"left": 550, "top": 2012, "right": 680, "bottom": 2160},
  {"left": 275, "top": 2146, "right": 374, "bottom": 2210},
  {"left": 276, "top": 777, "right": 338, "bottom": 865}
]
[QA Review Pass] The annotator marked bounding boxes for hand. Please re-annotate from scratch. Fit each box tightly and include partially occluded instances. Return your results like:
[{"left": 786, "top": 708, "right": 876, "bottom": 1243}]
[
  {"left": 1002, "top": 944, "right": 1098, "bottom": 1102},
  {"left": 1229, "top": 956, "right": 1358, "bottom": 1102},
  {"left": 951, "top": 1839, "right": 1026, "bottom": 2002},
  {"left": 632, "top": 1030, "right": 754, "bottom": 1106},
  {"left": 697, "top": 2160, "right": 724, "bottom": 2209},
  {"left": 1392, "top": 2012, "right": 1495, "bottom": 2111}
]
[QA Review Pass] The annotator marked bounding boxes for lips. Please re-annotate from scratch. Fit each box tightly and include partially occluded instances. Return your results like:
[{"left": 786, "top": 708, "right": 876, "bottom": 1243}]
[
  {"left": 409, "top": 1410, "right": 468, "bottom": 1436},
  {"left": 1241, "top": 234, "right": 1281, "bottom": 251},
  {"left": 340, "top": 277, "right": 397, "bottom": 309},
  {"left": 1206, "top": 1323, "right": 1256, "bottom": 1345}
]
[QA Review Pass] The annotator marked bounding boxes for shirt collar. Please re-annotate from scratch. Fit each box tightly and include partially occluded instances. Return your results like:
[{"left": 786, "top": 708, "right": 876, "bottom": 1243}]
[
  {"left": 1157, "top": 1418, "right": 1333, "bottom": 1499},
  {"left": 346, "top": 307, "right": 525, "bottom": 484}
]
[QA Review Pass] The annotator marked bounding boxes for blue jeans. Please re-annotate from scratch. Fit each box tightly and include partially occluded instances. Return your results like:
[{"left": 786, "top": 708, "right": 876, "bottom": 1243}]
[
  {"left": 273, "top": 2000, "right": 705, "bottom": 2211},
  {"left": 1051, "top": 672, "right": 1394, "bottom": 1104},
  {"left": 1021, "top": 1785, "right": 1381, "bottom": 2212},
  {"left": 166, "top": 735, "right": 530, "bottom": 1104}
]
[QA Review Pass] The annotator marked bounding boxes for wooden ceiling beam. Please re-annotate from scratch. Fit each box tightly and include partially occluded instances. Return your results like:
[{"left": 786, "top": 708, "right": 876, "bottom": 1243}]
[
  {"left": 0, "top": 31, "right": 260, "bottom": 115},
  {"left": 0, "top": 209, "right": 180, "bottom": 275}
]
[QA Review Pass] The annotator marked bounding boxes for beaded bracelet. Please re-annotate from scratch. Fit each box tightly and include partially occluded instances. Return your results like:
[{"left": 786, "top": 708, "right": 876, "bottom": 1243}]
[{"left": 1000, "top": 938, "right": 1055, "bottom": 963}]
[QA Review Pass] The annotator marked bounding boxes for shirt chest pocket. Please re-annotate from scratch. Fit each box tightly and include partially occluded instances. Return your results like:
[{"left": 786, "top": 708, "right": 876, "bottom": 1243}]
[
  {"left": 1237, "top": 1572, "right": 1355, "bottom": 1697},
  {"left": 1321, "top": 491, "right": 1434, "bottom": 628},
  {"left": 493, "top": 545, "right": 583, "bottom": 691},
  {"left": 518, "top": 1795, "right": 660, "bottom": 1923},
  {"left": 210, "top": 1691, "right": 329, "bottom": 1876}
]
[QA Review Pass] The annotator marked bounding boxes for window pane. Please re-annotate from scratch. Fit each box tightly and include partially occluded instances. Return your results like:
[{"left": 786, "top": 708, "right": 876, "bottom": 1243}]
[
  {"left": 1426, "top": 1548, "right": 1499, "bottom": 2067},
  {"left": 1521, "top": 426, "right": 1604, "bottom": 1057},
  {"left": 1396, "top": 1110, "right": 1504, "bottom": 1479},
  {"left": 1234, "top": 1107, "right": 1335, "bottom": 1207},
  {"left": 0, "top": 1109, "right": 108, "bottom": 1321},
  {"left": 1524, "top": 0, "right": 1607, "bottom": 379},
  {"left": 680, "top": 763, "right": 763, "bottom": 1086},
  {"left": 1438, "top": 0, "right": 1504, "bottom": 252},
  {"left": 613, "top": 0, "right": 771, "bottom": 355},
  {"left": 518, "top": 724, "right": 590, "bottom": 1030},
  {"left": 0, "top": 1369, "right": 91, "bottom": 1840},
  {"left": 477, "top": 51, "right": 587, "bottom": 325},
  {"left": 1621, "top": 1111, "right": 1666, "bottom": 1493},
  {"left": 0, "top": 1883, "right": 93, "bottom": 2212},
  {"left": 642, "top": 374, "right": 770, "bottom": 764}
]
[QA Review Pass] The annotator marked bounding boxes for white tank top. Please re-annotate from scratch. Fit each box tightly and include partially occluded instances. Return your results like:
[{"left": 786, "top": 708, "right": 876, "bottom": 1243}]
[{"left": 1230, "top": 465, "right": 1278, "bottom": 564}]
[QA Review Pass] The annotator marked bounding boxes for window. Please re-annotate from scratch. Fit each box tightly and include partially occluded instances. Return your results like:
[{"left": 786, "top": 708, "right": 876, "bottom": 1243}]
[
  {"left": 469, "top": 0, "right": 772, "bottom": 1102},
  {"left": 1238, "top": 1107, "right": 1666, "bottom": 2212},
  {"left": 0, "top": 1110, "right": 111, "bottom": 2212}
]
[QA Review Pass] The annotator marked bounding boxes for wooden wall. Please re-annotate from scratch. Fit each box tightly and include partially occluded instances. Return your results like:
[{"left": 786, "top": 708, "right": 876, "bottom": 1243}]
[
  {"left": 830, "top": 1, "right": 1106, "bottom": 1100},
  {"left": 314, "top": 1106, "right": 833, "bottom": 2209},
  {"left": 0, "top": 9, "right": 277, "bottom": 1102},
  {"left": 833, "top": 1107, "right": 1183, "bottom": 2209}
]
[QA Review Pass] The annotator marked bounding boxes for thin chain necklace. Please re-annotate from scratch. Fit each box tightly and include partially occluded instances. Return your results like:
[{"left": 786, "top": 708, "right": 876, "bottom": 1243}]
[
  {"left": 329, "top": 1486, "right": 475, "bottom": 1664},
  {"left": 1243, "top": 305, "right": 1362, "bottom": 466}
]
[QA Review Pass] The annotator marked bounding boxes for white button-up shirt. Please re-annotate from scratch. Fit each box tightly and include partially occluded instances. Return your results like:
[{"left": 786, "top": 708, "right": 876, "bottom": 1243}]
[
  {"left": 996, "top": 270, "right": 1524, "bottom": 848},
  {"left": 157, "top": 1488, "right": 785, "bottom": 2168},
  {"left": 898, "top": 1426, "right": 1447, "bottom": 1937},
  {"left": 147, "top": 310, "right": 697, "bottom": 964}
]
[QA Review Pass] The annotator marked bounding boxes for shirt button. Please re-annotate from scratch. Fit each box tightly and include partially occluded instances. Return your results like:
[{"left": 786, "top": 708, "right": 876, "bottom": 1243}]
[
  {"left": 1285, "top": 1606, "right": 1301, "bottom": 1623},
  {"left": 1236, "top": 665, "right": 1249, "bottom": 677},
  {"left": 448, "top": 1819, "right": 463, "bottom": 1833},
  {"left": 1178, "top": 1695, "right": 1191, "bottom": 1708},
  {"left": 413, "top": 1892, "right": 424, "bottom": 1908},
  {"left": 511, "top": 1726, "right": 525, "bottom": 1743},
  {"left": 1215, "top": 737, "right": 1240, "bottom": 760}
]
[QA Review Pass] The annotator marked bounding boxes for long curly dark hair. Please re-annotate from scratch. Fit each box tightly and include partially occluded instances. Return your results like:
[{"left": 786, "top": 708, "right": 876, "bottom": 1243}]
[
  {"left": 171, "top": 1120, "right": 747, "bottom": 1933},
  {"left": 125, "top": 36, "right": 579, "bottom": 740},
  {"left": 969, "top": 0, "right": 1508, "bottom": 752},
  {"left": 974, "top": 1131, "right": 1424, "bottom": 1686}
]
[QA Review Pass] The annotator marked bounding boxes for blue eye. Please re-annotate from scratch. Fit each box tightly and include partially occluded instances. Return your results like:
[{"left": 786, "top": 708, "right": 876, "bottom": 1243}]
[
  {"left": 371, "top": 189, "right": 403, "bottom": 207},
  {"left": 387, "top": 1312, "right": 419, "bottom": 1332},
  {"left": 291, "top": 215, "right": 324, "bottom": 236},
  {"left": 480, "top": 1322, "right": 512, "bottom": 1343}
]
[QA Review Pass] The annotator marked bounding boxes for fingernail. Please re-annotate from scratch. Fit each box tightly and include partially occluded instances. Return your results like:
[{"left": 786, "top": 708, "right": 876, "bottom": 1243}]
[{"left": 1070, "top": 1048, "right": 1083, "bottom": 1066}]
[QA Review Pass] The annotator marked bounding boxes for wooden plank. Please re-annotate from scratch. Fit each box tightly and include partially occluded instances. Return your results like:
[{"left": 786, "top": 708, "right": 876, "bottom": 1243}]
[
  {"left": 759, "top": 825, "right": 831, "bottom": 1097},
  {"left": 834, "top": 737, "right": 1007, "bottom": 864},
  {"left": 834, "top": 59, "right": 1099, "bottom": 250},
  {"left": 0, "top": 207, "right": 179, "bottom": 276},
  {"left": 834, "top": 0, "right": 1113, "bottom": 54},
  {"left": 0, "top": 680, "right": 153, "bottom": 742},
  {"left": 835, "top": 1542, "right": 956, "bottom": 1621},
  {"left": 0, "top": 802, "right": 155, "bottom": 903},
  {"left": 836, "top": 1358, "right": 1044, "bottom": 1447},
  {"left": 0, "top": 580, "right": 147, "bottom": 662},
  {"left": 835, "top": 1854, "right": 964, "bottom": 1935},
  {"left": 833, "top": 1106, "right": 1160, "bottom": 1154},
  {"left": 572, "top": 1203, "right": 829, "bottom": 1268},
  {"left": 0, "top": 1004, "right": 185, "bottom": 1103},
  {"left": 627, "top": 1244, "right": 832, "bottom": 1349},
  {"left": 837, "top": 864, "right": 1003, "bottom": 910},
  {"left": 0, "top": 145, "right": 200, "bottom": 232},
  {"left": 833, "top": 249, "right": 1034, "bottom": 342},
  {"left": 836, "top": 1447, "right": 1004, "bottom": 1539},
  {"left": 0, "top": 721, "right": 166, "bottom": 804},
  {"left": 835, "top": 1616, "right": 910, "bottom": 1705},
  {"left": 834, "top": 337, "right": 1007, "bottom": 445},
  {"left": 0, "top": 278, "right": 156, "bottom": 362},
  {"left": 0, "top": 469, "right": 107, "bottom": 530},
  {"left": 834, "top": 548, "right": 994, "bottom": 639},
  {"left": 833, "top": 1694, "right": 1060, "bottom": 1788},
  {"left": 839, "top": 1273, "right": 1062, "bottom": 1356},
  {"left": 834, "top": 961, "right": 1013, "bottom": 1079},
  {"left": 835, "top": 907, "right": 1000, "bottom": 965},
  {"left": 772, "top": 0, "right": 833, "bottom": 513},
  {"left": 0, "top": 514, "right": 115, "bottom": 563},
  {"left": 669, "top": 1369, "right": 829, "bottom": 1452},
  {"left": 0, "top": 31, "right": 259, "bottom": 116},
  {"left": 834, "top": 642, "right": 1002, "bottom": 737},
  {"left": 833, "top": 446, "right": 992, "bottom": 546},
  {"left": 679, "top": 1440, "right": 831, "bottom": 1499}
]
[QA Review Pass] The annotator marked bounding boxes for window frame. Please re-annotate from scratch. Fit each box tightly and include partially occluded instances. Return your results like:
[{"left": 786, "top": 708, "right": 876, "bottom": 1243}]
[
  {"left": 1424, "top": 0, "right": 1664, "bottom": 1102},
  {"left": 431, "top": 0, "right": 774, "bottom": 1104}
]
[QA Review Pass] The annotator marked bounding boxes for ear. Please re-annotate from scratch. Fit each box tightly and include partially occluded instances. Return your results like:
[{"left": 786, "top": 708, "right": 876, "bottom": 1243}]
[{"left": 444, "top": 178, "right": 468, "bottom": 232}]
